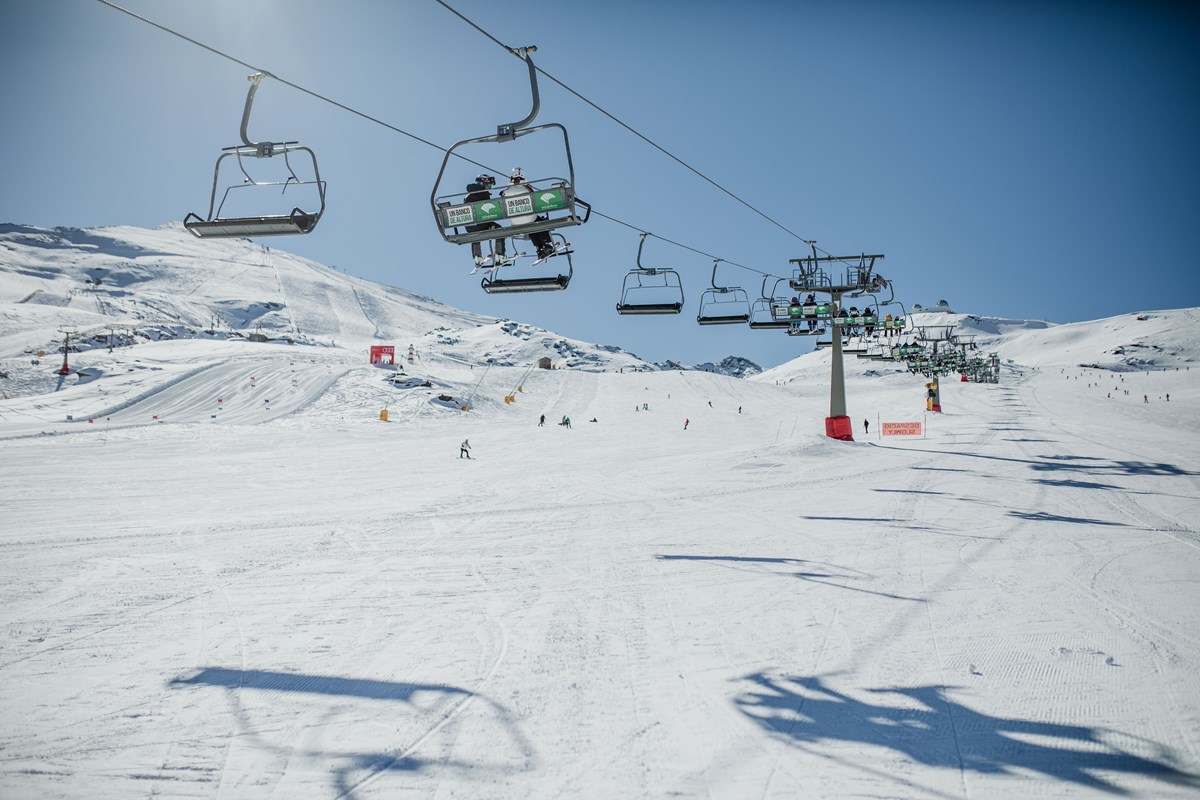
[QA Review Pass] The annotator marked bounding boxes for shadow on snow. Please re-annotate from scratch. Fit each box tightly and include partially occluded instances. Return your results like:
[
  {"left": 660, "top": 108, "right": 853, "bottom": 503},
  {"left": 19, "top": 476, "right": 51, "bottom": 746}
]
[{"left": 735, "top": 673, "right": 1198, "bottom": 795}]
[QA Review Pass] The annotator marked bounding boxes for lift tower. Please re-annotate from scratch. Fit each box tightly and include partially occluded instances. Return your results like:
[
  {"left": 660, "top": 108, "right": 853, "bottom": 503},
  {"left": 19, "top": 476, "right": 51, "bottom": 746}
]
[{"left": 789, "top": 246, "right": 886, "bottom": 441}]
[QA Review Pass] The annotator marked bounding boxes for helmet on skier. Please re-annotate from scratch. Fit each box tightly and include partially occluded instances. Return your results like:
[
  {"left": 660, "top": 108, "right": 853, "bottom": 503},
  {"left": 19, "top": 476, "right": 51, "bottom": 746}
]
[
  {"left": 475, "top": 174, "right": 496, "bottom": 189},
  {"left": 509, "top": 167, "right": 525, "bottom": 182}
]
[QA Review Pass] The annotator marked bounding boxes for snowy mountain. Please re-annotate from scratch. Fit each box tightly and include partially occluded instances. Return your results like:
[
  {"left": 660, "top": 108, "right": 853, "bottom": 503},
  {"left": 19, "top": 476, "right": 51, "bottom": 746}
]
[
  {"left": 0, "top": 223, "right": 762, "bottom": 387},
  {"left": 2, "top": 223, "right": 1199, "bottom": 800}
]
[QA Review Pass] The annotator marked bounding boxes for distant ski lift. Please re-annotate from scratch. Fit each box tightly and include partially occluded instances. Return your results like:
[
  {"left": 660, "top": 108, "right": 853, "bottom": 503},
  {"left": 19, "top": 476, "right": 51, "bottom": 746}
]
[
  {"left": 431, "top": 47, "right": 590, "bottom": 250},
  {"left": 184, "top": 73, "right": 326, "bottom": 239},
  {"left": 615, "top": 234, "right": 684, "bottom": 315},
  {"left": 480, "top": 232, "right": 573, "bottom": 294},
  {"left": 696, "top": 260, "right": 750, "bottom": 325}
]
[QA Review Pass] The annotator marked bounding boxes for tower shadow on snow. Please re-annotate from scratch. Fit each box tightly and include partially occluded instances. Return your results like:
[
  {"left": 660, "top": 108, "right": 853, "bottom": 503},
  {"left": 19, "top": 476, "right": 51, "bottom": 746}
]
[{"left": 656, "top": 554, "right": 924, "bottom": 602}]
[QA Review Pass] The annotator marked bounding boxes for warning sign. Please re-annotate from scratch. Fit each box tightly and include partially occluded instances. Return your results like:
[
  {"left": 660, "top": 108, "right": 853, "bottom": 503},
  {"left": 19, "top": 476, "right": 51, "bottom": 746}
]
[{"left": 882, "top": 421, "right": 923, "bottom": 437}]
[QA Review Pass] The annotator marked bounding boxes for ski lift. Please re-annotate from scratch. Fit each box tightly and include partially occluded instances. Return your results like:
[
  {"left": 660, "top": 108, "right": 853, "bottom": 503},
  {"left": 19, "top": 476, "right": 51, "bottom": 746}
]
[
  {"left": 184, "top": 73, "right": 326, "bottom": 238},
  {"left": 616, "top": 234, "right": 684, "bottom": 315},
  {"left": 696, "top": 260, "right": 750, "bottom": 325},
  {"left": 748, "top": 276, "right": 795, "bottom": 330},
  {"left": 431, "top": 47, "right": 590, "bottom": 250},
  {"left": 869, "top": 281, "right": 908, "bottom": 335},
  {"left": 480, "top": 232, "right": 573, "bottom": 294}
]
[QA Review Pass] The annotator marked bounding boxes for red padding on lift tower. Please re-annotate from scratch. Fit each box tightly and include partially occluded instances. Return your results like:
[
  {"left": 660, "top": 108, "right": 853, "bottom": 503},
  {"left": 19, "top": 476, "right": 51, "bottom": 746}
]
[{"left": 825, "top": 415, "right": 855, "bottom": 441}]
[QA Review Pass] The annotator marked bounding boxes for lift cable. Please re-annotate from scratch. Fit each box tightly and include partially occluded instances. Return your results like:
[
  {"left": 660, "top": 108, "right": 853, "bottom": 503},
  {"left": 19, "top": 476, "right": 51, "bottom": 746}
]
[
  {"left": 432, "top": 0, "right": 829, "bottom": 256},
  {"left": 95, "top": 0, "right": 795, "bottom": 281}
]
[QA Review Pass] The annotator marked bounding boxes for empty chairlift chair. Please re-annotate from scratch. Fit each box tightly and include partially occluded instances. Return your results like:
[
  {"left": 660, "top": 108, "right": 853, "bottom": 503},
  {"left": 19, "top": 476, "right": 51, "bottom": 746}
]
[
  {"left": 747, "top": 277, "right": 794, "bottom": 330},
  {"left": 184, "top": 73, "right": 326, "bottom": 239},
  {"left": 696, "top": 260, "right": 750, "bottom": 325},
  {"left": 615, "top": 234, "right": 685, "bottom": 315},
  {"left": 481, "top": 232, "right": 574, "bottom": 294}
]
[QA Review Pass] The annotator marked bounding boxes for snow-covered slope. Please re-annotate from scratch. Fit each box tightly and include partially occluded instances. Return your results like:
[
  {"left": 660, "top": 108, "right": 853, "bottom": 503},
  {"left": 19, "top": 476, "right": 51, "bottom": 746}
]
[{"left": 2, "top": 223, "right": 1199, "bottom": 799}]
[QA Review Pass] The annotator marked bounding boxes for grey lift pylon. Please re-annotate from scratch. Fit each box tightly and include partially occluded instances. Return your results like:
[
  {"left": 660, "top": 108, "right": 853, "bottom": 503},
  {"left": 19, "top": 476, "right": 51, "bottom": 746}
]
[{"left": 788, "top": 244, "right": 887, "bottom": 441}]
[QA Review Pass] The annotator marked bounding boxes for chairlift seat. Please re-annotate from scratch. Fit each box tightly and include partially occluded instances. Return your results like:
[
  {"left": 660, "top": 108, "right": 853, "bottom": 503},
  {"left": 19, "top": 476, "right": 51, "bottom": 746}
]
[
  {"left": 616, "top": 301, "right": 683, "bottom": 315},
  {"left": 184, "top": 209, "right": 318, "bottom": 239},
  {"left": 482, "top": 274, "right": 570, "bottom": 294},
  {"left": 697, "top": 312, "right": 750, "bottom": 325}
]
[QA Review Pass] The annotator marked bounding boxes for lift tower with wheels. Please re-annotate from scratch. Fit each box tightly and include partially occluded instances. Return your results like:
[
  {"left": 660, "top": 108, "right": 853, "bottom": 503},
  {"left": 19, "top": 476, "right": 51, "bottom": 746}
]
[{"left": 789, "top": 245, "right": 886, "bottom": 441}]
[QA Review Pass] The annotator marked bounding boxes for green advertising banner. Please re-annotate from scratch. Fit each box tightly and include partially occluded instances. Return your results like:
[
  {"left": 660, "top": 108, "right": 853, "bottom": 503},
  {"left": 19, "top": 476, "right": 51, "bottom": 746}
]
[
  {"left": 474, "top": 200, "right": 504, "bottom": 223},
  {"left": 533, "top": 189, "right": 566, "bottom": 213}
]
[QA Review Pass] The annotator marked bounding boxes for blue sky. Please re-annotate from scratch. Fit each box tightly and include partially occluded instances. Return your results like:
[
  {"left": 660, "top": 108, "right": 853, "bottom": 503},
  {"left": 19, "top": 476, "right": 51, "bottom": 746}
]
[{"left": 2, "top": 0, "right": 1197, "bottom": 368}]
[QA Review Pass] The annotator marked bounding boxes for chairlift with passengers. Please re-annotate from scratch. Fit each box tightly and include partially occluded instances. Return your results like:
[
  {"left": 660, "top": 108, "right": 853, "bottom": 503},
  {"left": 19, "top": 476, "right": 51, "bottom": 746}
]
[
  {"left": 696, "top": 260, "right": 750, "bottom": 325},
  {"left": 184, "top": 73, "right": 326, "bottom": 238},
  {"left": 431, "top": 47, "right": 590, "bottom": 257},
  {"left": 615, "top": 234, "right": 685, "bottom": 315}
]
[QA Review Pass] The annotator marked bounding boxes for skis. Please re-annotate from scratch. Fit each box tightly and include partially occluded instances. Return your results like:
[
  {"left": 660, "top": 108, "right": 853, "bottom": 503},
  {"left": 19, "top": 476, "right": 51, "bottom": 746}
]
[{"left": 531, "top": 242, "right": 573, "bottom": 268}]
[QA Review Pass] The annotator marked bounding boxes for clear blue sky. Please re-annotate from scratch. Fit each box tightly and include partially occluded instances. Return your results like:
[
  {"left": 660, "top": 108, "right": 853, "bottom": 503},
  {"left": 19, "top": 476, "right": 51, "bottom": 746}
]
[{"left": 2, "top": 0, "right": 1197, "bottom": 368}]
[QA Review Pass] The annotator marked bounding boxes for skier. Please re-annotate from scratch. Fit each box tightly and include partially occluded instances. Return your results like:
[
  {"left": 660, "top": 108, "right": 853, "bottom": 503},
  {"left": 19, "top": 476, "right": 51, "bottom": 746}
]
[
  {"left": 539, "top": 414, "right": 546, "bottom": 427},
  {"left": 864, "top": 419, "right": 870, "bottom": 434},
  {"left": 464, "top": 175, "right": 507, "bottom": 272},
  {"left": 502, "top": 167, "right": 555, "bottom": 261},
  {"left": 803, "top": 294, "right": 818, "bottom": 331},
  {"left": 459, "top": 439, "right": 472, "bottom": 459},
  {"left": 684, "top": 418, "right": 689, "bottom": 430}
]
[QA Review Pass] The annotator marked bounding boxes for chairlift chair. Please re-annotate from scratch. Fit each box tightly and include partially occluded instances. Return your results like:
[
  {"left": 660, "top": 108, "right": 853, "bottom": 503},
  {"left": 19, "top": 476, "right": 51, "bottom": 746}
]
[
  {"left": 748, "top": 276, "right": 794, "bottom": 330},
  {"left": 184, "top": 73, "right": 326, "bottom": 239},
  {"left": 615, "top": 234, "right": 684, "bottom": 315},
  {"left": 431, "top": 47, "right": 590, "bottom": 250},
  {"left": 696, "top": 260, "right": 750, "bottom": 325},
  {"left": 481, "top": 232, "right": 573, "bottom": 294}
]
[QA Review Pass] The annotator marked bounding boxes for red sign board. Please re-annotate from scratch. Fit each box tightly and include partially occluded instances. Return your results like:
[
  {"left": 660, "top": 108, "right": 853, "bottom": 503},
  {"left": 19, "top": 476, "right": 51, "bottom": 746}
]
[{"left": 370, "top": 345, "right": 396, "bottom": 365}]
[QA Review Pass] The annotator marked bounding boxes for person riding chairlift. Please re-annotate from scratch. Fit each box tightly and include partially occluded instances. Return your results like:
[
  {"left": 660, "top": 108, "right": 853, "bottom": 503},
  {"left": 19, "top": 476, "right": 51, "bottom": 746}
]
[
  {"left": 465, "top": 174, "right": 507, "bottom": 272},
  {"left": 502, "top": 167, "right": 555, "bottom": 261}
]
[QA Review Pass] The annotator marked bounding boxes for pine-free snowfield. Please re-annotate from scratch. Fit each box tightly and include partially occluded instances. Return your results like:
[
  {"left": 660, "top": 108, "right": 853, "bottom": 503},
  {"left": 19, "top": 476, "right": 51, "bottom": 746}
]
[{"left": 1, "top": 351, "right": 1198, "bottom": 799}]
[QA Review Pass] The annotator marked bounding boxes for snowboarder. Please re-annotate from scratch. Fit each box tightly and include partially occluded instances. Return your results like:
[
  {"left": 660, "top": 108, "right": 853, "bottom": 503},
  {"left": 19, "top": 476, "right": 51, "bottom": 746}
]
[
  {"left": 460, "top": 439, "right": 472, "bottom": 459},
  {"left": 684, "top": 418, "right": 689, "bottom": 430},
  {"left": 864, "top": 419, "right": 870, "bottom": 434},
  {"left": 539, "top": 414, "right": 545, "bottom": 427}
]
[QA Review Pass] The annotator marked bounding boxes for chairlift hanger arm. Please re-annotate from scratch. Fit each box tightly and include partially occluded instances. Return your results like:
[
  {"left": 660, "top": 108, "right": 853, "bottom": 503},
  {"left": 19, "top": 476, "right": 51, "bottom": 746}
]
[
  {"left": 239, "top": 72, "right": 286, "bottom": 157},
  {"left": 498, "top": 46, "right": 540, "bottom": 139}
]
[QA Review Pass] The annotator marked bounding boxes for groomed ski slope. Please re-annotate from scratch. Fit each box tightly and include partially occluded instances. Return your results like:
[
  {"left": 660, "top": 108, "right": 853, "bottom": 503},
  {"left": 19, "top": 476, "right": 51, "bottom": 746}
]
[{"left": 1, "top": 347, "right": 1198, "bottom": 799}]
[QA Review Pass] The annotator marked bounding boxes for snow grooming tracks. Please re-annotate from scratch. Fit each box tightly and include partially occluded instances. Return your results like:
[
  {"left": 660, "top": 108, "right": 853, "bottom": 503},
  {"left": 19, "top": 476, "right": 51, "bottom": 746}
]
[{"left": 333, "top": 584, "right": 516, "bottom": 798}]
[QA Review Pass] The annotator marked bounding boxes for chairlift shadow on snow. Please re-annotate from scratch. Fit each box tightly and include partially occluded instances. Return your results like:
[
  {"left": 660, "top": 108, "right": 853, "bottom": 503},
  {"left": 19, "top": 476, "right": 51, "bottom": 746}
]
[
  {"left": 734, "top": 673, "right": 1199, "bottom": 795},
  {"left": 170, "top": 667, "right": 530, "bottom": 797},
  {"left": 656, "top": 554, "right": 923, "bottom": 603},
  {"left": 872, "top": 444, "right": 1199, "bottom": 478}
]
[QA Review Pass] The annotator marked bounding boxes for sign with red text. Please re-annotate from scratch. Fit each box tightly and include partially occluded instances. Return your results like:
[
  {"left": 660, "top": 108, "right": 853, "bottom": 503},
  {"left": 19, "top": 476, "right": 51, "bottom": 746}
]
[{"left": 881, "top": 421, "right": 923, "bottom": 437}]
